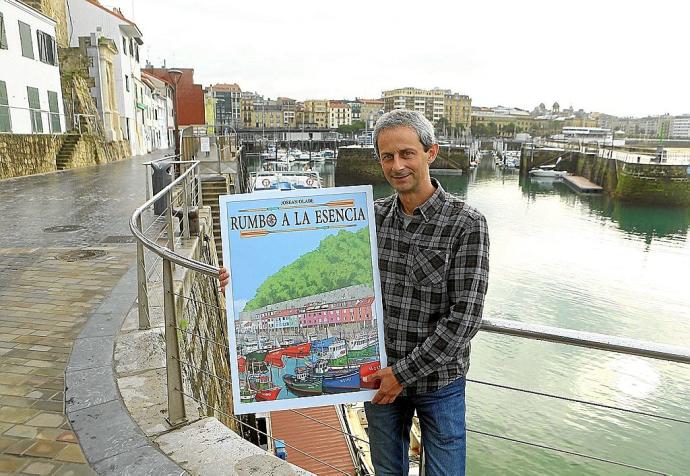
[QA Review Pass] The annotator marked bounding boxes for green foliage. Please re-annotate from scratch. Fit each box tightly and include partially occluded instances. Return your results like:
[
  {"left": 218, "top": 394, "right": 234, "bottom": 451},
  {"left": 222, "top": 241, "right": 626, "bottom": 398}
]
[{"left": 244, "top": 227, "right": 374, "bottom": 310}]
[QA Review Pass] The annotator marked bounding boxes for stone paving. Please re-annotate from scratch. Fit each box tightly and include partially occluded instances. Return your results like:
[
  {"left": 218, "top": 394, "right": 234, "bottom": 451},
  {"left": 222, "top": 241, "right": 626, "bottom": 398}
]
[{"left": 0, "top": 152, "right": 170, "bottom": 475}]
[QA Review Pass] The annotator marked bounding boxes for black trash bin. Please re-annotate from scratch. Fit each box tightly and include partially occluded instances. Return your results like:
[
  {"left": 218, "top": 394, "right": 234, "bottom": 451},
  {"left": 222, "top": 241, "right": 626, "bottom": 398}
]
[{"left": 151, "top": 161, "right": 173, "bottom": 215}]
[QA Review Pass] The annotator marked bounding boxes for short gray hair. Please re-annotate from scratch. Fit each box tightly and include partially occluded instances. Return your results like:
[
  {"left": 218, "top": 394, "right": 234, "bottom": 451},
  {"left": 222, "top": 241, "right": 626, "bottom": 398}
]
[{"left": 373, "top": 110, "right": 436, "bottom": 159}]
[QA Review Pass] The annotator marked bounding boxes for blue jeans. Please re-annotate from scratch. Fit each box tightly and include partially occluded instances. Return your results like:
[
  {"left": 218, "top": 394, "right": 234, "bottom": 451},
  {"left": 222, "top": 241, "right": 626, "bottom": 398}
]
[{"left": 364, "top": 378, "right": 466, "bottom": 476}]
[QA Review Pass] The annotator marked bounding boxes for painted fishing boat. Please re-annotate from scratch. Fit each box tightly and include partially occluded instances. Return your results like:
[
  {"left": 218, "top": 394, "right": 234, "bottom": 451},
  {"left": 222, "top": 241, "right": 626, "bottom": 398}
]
[
  {"left": 347, "top": 336, "right": 377, "bottom": 358},
  {"left": 265, "top": 348, "right": 286, "bottom": 368},
  {"left": 283, "top": 367, "right": 323, "bottom": 397},
  {"left": 245, "top": 349, "right": 268, "bottom": 362},
  {"left": 240, "top": 384, "right": 257, "bottom": 403},
  {"left": 311, "top": 337, "right": 335, "bottom": 354},
  {"left": 282, "top": 342, "right": 312, "bottom": 358},
  {"left": 237, "top": 356, "right": 246, "bottom": 373},
  {"left": 255, "top": 386, "right": 282, "bottom": 401},
  {"left": 359, "top": 361, "right": 381, "bottom": 389},
  {"left": 322, "top": 368, "right": 361, "bottom": 394}
]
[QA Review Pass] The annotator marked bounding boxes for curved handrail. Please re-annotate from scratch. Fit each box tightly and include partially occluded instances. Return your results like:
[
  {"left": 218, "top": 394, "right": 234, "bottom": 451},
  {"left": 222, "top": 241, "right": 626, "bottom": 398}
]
[{"left": 129, "top": 159, "right": 218, "bottom": 278}]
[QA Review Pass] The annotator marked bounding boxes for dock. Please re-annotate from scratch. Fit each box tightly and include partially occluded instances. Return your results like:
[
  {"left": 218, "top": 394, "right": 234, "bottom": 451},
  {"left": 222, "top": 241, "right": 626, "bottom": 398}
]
[{"left": 564, "top": 175, "right": 603, "bottom": 193}]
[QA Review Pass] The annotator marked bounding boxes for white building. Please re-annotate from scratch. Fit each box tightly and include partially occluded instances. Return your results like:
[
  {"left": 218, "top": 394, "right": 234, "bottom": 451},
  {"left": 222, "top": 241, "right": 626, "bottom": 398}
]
[
  {"left": 0, "top": 0, "right": 65, "bottom": 134},
  {"left": 328, "top": 101, "right": 352, "bottom": 129},
  {"left": 67, "top": 0, "right": 146, "bottom": 154},
  {"left": 670, "top": 115, "right": 690, "bottom": 138},
  {"left": 142, "top": 72, "right": 172, "bottom": 150}
]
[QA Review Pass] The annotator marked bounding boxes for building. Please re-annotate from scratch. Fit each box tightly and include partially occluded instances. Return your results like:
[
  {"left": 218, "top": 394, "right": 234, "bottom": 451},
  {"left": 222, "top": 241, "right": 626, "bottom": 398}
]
[
  {"left": 304, "top": 99, "right": 328, "bottom": 128},
  {"left": 67, "top": 0, "right": 146, "bottom": 153},
  {"left": 670, "top": 115, "right": 690, "bottom": 138},
  {"left": 278, "top": 97, "right": 297, "bottom": 128},
  {"left": 141, "top": 72, "right": 172, "bottom": 150},
  {"left": 327, "top": 101, "right": 352, "bottom": 129},
  {"left": 443, "top": 93, "right": 472, "bottom": 132},
  {"left": 471, "top": 106, "right": 536, "bottom": 137},
  {"left": 357, "top": 99, "right": 384, "bottom": 129},
  {"left": 209, "top": 83, "right": 241, "bottom": 132},
  {"left": 142, "top": 67, "right": 205, "bottom": 128},
  {"left": 382, "top": 87, "right": 446, "bottom": 124},
  {"left": 0, "top": 0, "right": 65, "bottom": 134}
]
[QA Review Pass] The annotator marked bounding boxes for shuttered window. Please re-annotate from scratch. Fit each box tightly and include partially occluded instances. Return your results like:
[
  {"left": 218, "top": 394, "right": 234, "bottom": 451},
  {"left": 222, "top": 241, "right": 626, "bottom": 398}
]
[
  {"left": 36, "top": 30, "right": 57, "bottom": 66},
  {"left": 48, "top": 90, "right": 60, "bottom": 133},
  {"left": 0, "top": 12, "right": 8, "bottom": 50},
  {"left": 0, "top": 81, "right": 11, "bottom": 132},
  {"left": 27, "top": 86, "right": 42, "bottom": 133},
  {"left": 18, "top": 21, "right": 33, "bottom": 59}
]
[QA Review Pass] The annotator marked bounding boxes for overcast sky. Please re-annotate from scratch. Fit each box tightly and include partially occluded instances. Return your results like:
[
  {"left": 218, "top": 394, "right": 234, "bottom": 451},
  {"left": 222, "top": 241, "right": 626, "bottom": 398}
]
[{"left": 108, "top": 0, "right": 688, "bottom": 117}]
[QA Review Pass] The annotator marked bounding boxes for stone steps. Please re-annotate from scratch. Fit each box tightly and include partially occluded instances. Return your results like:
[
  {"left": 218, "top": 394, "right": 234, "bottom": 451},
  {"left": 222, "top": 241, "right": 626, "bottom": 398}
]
[
  {"left": 201, "top": 177, "right": 228, "bottom": 265},
  {"left": 56, "top": 135, "right": 81, "bottom": 170}
]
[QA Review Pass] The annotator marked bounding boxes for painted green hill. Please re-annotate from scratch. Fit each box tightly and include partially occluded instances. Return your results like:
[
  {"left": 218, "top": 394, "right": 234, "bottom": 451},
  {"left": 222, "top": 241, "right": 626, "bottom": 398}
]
[{"left": 244, "top": 226, "right": 373, "bottom": 311}]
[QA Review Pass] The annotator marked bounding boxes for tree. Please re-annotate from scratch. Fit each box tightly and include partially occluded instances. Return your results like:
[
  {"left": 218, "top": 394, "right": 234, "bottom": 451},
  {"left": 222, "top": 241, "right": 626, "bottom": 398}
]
[{"left": 435, "top": 117, "right": 450, "bottom": 138}]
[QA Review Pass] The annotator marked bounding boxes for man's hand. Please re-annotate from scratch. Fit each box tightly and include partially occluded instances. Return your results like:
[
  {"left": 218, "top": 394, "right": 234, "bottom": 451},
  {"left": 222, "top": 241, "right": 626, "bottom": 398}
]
[
  {"left": 363, "top": 366, "right": 403, "bottom": 404},
  {"left": 219, "top": 267, "right": 229, "bottom": 294}
]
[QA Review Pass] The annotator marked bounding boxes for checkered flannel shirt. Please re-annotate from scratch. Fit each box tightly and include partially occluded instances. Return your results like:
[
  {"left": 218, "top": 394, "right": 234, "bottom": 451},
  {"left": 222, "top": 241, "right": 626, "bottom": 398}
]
[{"left": 375, "top": 179, "right": 490, "bottom": 396}]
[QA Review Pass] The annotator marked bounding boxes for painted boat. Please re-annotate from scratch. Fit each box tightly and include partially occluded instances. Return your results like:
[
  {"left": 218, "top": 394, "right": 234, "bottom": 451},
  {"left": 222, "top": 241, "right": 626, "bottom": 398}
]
[
  {"left": 237, "top": 356, "right": 246, "bottom": 373},
  {"left": 282, "top": 342, "right": 312, "bottom": 358},
  {"left": 265, "top": 348, "right": 286, "bottom": 368},
  {"left": 283, "top": 367, "right": 323, "bottom": 397},
  {"left": 359, "top": 361, "right": 381, "bottom": 389},
  {"left": 246, "top": 349, "right": 268, "bottom": 362},
  {"left": 240, "top": 385, "right": 257, "bottom": 403},
  {"left": 322, "top": 368, "right": 361, "bottom": 394},
  {"left": 255, "top": 386, "right": 282, "bottom": 401},
  {"left": 311, "top": 337, "right": 335, "bottom": 353}
]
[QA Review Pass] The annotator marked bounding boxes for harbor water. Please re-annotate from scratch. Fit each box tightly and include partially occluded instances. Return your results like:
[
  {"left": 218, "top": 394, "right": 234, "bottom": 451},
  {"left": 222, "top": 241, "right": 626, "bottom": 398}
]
[{"left": 251, "top": 157, "right": 690, "bottom": 475}]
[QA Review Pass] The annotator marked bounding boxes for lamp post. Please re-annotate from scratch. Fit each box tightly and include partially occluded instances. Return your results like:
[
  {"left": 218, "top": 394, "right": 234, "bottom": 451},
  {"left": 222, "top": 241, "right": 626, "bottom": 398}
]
[{"left": 167, "top": 69, "right": 183, "bottom": 159}]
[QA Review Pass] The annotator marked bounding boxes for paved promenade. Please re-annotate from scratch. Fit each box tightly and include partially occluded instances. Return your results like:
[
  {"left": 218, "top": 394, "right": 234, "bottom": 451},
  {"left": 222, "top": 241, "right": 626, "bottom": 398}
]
[{"left": 0, "top": 152, "right": 169, "bottom": 475}]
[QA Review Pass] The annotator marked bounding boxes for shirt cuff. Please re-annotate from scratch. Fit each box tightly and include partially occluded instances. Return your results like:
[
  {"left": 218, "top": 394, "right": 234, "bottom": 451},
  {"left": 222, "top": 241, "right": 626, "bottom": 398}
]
[{"left": 391, "top": 359, "right": 418, "bottom": 387}]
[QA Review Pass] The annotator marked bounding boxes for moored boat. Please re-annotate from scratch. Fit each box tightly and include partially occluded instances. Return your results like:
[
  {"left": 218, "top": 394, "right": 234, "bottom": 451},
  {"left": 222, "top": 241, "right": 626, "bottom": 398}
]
[
  {"left": 265, "top": 348, "right": 286, "bottom": 368},
  {"left": 282, "top": 342, "right": 312, "bottom": 358},
  {"left": 283, "top": 367, "right": 323, "bottom": 397},
  {"left": 322, "top": 368, "right": 361, "bottom": 394},
  {"left": 359, "top": 361, "right": 381, "bottom": 389},
  {"left": 255, "top": 386, "right": 282, "bottom": 401},
  {"left": 528, "top": 164, "right": 568, "bottom": 178}
]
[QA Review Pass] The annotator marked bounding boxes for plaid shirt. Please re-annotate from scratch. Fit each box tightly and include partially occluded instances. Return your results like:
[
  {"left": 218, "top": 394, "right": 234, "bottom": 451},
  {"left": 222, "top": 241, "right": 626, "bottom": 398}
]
[{"left": 375, "top": 179, "right": 490, "bottom": 396}]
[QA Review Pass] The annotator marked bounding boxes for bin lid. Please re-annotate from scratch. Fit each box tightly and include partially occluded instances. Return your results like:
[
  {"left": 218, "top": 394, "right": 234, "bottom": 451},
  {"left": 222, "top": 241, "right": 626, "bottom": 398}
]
[{"left": 151, "top": 160, "right": 172, "bottom": 172}]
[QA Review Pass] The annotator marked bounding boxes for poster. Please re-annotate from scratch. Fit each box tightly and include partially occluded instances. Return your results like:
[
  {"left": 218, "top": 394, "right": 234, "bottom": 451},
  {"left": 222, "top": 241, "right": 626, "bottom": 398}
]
[
  {"left": 200, "top": 136, "right": 210, "bottom": 153},
  {"left": 219, "top": 186, "right": 386, "bottom": 414}
]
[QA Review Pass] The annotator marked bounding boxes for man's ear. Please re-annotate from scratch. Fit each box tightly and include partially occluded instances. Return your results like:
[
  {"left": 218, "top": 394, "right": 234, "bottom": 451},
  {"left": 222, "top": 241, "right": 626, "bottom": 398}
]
[{"left": 427, "top": 143, "right": 439, "bottom": 164}]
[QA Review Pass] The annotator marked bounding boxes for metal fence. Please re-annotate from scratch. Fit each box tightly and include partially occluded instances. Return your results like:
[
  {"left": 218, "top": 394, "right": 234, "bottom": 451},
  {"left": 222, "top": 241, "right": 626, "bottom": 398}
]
[
  {"left": 0, "top": 105, "right": 99, "bottom": 135},
  {"left": 130, "top": 160, "right": 690, "bottom": 475}
]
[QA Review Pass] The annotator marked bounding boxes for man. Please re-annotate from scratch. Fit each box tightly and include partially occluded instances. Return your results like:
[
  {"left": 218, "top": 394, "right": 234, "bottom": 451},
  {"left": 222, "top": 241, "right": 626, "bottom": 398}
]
[
  {"left": 219, "top": 109, "right": 488, "bottom": 475},
  {"left": 362, "top": 110, "right": 489, "bottom": 475}
]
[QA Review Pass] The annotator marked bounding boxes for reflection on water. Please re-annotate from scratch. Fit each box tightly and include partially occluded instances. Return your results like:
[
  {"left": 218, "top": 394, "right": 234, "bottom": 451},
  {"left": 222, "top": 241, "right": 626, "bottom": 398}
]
[{"left": 249, "top": 156, "right": 690, "bottom": 475}]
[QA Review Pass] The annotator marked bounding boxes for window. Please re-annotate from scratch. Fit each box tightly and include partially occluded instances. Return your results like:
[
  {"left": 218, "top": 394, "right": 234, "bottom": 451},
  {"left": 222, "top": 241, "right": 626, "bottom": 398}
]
[
  {"left": 48, "top": 90, "right": 60, "bottom": 133},
  {"left": 0, "top": 81, "right": 10, "bottom": 132},
  {"left": 18, "top": 21, "right": 33, "bottom": 58},
  {"left": 36, "top": 30, "right": 56, "bottom": 65},
  {"left": 0, "top": 12, "right": 8, "bottom": 50},
  {"left": 125, "top": 75, "right": 129, "bottom": 92},
  {"left": 134, "top": 42, "right": 139, "bottom": 62},
  {"left": 27, "top": 86, "right": 42, "bottom": 133},
  {"left": 129, "top": 38, "right": 133, "bottom": 56},
  {"left": 122, "top": 37, "right": 127, "bottom": 55}
]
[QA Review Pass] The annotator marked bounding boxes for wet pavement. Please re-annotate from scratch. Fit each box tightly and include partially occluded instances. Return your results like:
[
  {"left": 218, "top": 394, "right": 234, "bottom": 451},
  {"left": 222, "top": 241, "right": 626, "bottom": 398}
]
[{"left": 0, "top": 151, "right": 170, "bottom": 475}]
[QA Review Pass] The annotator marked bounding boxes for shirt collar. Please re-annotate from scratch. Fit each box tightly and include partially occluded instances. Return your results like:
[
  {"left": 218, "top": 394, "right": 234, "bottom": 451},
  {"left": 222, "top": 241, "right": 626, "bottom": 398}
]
[{"left": 392, "top": 178, "right": 445, "bottom": 223}]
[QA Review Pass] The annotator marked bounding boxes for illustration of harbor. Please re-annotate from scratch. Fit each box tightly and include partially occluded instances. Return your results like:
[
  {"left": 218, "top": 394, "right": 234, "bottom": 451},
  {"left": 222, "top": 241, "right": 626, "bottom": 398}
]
[{"left": 236, "top": 292, "right": 382, "bottom": 403}]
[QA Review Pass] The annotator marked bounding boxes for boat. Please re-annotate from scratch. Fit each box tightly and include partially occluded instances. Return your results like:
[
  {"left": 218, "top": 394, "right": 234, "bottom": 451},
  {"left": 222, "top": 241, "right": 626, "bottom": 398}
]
[
  {"left": 264, "top": 348, "right": 286, "bottom": 368},
  {"left": 528, "top": 165, "right": 568, "bottom": 178},
  {"left": 311, "top": 337, "right": 335, "bottom": 354},
  {"left": 283, "top": 367, "right": 323, "bottom": 397},
  {"left": 358, "top": 361, "right": 381, "bottom": 389},
  {"left": 322, "top": 368, "right": 361, "bottom": 394},
  {"left": 240, "top": 384, "right": 257, "bottom": 403},
  {"left": 237, "top": 356, "right": 246, "bottom": 373},
  {"left": 347, "top": 336, "right": 377, "bottom": 359},
  {"left": 281, "top": 342, "right": 312, "bottom": 358},
  {"left": 255, "top": 386, "right": 282, "bottom": 401},
  {"left": 321, "top": 149, "right": 336, "bottom": 159},
  {"left": 245, "top": 349, "right": 268, "bottom": 362},
  {"left": 249, "top": 171, "right": 322, "bottom": 192}
]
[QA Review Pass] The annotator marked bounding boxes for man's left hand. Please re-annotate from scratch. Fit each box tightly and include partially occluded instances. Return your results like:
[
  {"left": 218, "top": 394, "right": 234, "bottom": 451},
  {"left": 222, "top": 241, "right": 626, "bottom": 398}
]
[{"left": 363, "top": 367, "right": 403, "bottom": 404}]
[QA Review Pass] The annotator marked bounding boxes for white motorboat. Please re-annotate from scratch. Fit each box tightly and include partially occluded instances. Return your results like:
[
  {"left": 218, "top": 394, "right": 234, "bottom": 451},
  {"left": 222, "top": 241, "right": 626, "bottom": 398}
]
[
  {"left": 528, "top": 165, "right": 568, "bottom": 178},
  {"left": 249, "top": 171, "right": 322, "bottom": 192}
]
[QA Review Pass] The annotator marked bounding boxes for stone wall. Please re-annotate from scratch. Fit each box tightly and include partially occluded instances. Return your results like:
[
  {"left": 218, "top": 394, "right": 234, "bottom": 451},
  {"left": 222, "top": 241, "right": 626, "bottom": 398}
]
[
  {"left": 0, "top": 134, "right": 63, "bottom": 179},
  {"left": 21, "top": 0, "right": 69, "bottom": 47},
  {"left": 177, "top": 219, "right": 237, "bottom": 432},
  {"left": 0, "top": 134, "right": 131, "bottom": 179}
]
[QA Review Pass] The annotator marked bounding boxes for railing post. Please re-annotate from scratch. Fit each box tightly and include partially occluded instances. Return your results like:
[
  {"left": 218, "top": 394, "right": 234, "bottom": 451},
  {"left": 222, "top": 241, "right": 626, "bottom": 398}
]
[
  {"left": 144, "top": 164, "right": 151, "bottom": 202},
  {"left": 196, "top": 165, "right": 204, "bottom": 207},
  {"left": 166, "top": 188, "right": 175, "bottom": 253},
  {"left": 182, "top": 167, "right": 190, "bottom": 239},
  {"left": 162, "top": 256, "right": 187, "bottom": 426},
  {"left": 135, "top": 214, "right": 150, "bottom": 329}
]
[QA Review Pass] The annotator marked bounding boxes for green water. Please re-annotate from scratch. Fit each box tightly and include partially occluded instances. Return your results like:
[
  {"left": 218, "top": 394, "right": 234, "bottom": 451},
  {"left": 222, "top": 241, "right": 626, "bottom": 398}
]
[{"left": 254, "top": 158, "right": 690, "bottom": 474}]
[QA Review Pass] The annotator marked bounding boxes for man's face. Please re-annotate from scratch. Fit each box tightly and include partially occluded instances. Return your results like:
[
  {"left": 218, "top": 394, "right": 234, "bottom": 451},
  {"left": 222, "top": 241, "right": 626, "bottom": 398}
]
[{"left": 378, "top": 126, "right": 436, "bottom": 194}]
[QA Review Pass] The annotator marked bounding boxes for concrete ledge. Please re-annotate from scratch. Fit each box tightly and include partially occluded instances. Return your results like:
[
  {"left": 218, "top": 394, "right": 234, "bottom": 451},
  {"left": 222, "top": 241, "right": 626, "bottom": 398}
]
[{"left": 65, "top": 258, "right": 187, "bottom": 474}]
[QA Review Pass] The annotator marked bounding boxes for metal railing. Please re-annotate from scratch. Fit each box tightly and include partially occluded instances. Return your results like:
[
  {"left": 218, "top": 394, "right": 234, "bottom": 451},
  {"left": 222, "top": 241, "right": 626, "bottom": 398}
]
[
  {"left": 130, "top": 164, "right": 690, "bottom": 475},
  {"left": 0, "top": 105, "right": 102, "bottom": 136}
]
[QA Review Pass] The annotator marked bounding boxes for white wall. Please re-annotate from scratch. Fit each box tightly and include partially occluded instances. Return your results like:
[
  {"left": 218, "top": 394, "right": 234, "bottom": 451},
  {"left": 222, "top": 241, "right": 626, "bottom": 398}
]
[
  {"left": 0, "top": 0, "right": 65, "bottom": 134},
  {"left": 68, "top": 0, "right": 144, "bottom": 152}
]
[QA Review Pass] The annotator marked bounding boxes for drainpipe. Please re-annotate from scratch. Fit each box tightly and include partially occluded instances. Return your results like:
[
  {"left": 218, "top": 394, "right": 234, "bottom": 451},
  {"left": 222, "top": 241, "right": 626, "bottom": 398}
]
[{"left": 92, "top": 29, "right": 106, "bottom": 137}]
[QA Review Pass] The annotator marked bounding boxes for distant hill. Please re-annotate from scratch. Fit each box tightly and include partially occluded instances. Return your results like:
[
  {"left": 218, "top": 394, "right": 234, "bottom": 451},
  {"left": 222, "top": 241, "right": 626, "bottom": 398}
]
[{"left": 244, "top": 227, "right": 373, "bottom": 311}]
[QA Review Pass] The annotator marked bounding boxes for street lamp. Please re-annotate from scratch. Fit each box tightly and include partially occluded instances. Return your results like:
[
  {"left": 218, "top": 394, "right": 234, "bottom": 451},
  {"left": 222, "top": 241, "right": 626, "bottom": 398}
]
[{"left": 167, "top": 69, "right": 183, "bottom": 159}]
